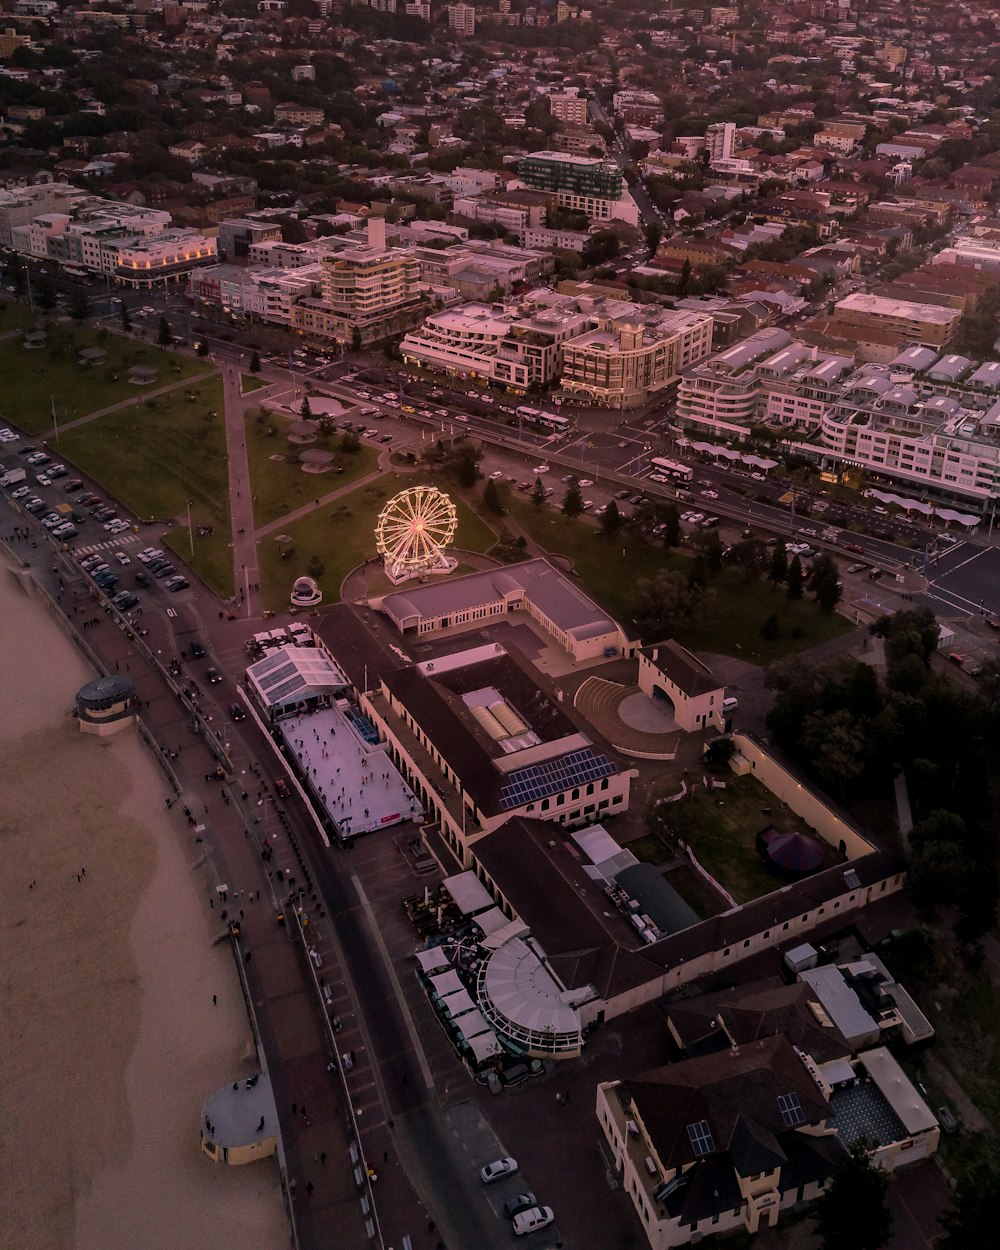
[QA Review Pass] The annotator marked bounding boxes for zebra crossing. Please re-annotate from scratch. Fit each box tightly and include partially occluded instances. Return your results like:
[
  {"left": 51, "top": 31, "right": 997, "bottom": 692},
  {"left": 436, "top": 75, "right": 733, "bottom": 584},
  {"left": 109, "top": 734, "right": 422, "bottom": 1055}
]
[{"left": 74, "top": 532, "right": 141, "bottom": 557}]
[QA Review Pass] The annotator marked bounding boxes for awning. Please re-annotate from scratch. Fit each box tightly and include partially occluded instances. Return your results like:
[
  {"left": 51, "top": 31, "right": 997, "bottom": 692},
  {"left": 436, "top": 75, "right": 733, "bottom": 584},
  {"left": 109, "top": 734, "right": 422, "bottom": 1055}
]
[
  {"left": 440, "top": 987, "right": 476, "bottom": 1018},
  {"left": 467, "top": 1030, "right": 504, "bottom": 1063},
  {"left": 475, "top": 907, "right": 511, "bottom": 936},
  {"left": 429, "top": 968, "right": 463, "bottom": 997},
  {"left": 479, "top": 916, "right": 531, "bottom": 950},
  {"left": 442, "top": 870, "right": 494, "bottom": 916},
  {"left": 455, "top": 1008, "right": 493, "bottom": 1040},
  {"left": 415, "top": 947, "right": 452, "bottom": 974}
]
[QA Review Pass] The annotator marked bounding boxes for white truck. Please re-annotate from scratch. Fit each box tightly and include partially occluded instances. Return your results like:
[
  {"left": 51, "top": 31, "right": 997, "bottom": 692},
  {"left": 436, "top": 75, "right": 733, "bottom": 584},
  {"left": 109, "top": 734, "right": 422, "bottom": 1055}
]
[{"left": 1, "top": 466, "right": 26, "bottom": 487}]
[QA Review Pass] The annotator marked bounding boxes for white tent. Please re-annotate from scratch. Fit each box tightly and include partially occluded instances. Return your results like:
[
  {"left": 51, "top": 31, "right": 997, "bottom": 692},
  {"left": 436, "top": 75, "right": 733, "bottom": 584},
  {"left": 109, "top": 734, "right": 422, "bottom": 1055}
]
[
  {"left": 442, "top": 870, "right": 494, "bottom": 916},
  {"left": 428, "top": 968, "right": 464, "bottom": 997},
  {"left": 415, "top": 947, "right": 452, "bottom": 975},
  {"left": 440, "top": 987, "right": 477, "bottom": 1018}
]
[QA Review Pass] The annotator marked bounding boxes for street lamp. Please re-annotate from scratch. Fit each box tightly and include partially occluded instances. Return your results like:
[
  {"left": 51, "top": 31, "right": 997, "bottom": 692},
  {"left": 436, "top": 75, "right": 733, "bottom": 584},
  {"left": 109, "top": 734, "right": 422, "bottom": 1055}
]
[{"left": 186, "top": 499, "right": 195, "bottom": 557}]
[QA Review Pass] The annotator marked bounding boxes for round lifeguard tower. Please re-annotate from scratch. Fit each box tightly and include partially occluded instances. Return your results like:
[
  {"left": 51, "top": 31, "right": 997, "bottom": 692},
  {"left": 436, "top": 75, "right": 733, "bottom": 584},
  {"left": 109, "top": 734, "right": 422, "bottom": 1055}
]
[{"left": 75, "top": 675, "right": 136, "bottom": 736}]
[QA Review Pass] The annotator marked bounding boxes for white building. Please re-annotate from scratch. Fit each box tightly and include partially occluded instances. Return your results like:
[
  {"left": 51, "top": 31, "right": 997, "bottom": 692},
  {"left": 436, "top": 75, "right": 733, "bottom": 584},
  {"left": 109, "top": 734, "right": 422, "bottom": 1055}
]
[
  {"left": 548, "top": 88, "right": 588, "bottom": 127},
  {"left": 447, "top": 2, "right": 475, "bottom": 36},
  {"left": 706, "top": 121, "right": 737, "bottom": 164}
]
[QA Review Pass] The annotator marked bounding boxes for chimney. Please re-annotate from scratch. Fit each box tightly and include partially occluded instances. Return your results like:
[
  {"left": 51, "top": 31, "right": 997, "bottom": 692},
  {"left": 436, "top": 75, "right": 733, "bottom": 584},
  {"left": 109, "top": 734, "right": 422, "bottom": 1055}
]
[{"left": 367, "top": 216, "right": 386, "bottom": 251}]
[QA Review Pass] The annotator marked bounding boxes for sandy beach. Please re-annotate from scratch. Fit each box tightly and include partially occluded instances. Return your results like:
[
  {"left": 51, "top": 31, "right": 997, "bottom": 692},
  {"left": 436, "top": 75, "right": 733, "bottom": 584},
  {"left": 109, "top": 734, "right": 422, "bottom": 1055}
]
[{"left": 0, "top": 559, "right": 286, "bottom": 1250}]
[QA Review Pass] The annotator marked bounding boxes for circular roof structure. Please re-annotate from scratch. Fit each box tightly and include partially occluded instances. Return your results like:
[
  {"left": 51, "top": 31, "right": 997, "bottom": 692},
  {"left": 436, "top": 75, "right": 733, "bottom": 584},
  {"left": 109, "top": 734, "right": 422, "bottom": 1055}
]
[
  {"left": 476, "top": 937, "right": 582, "bottom": 1056},
  {"left": 128, "top": 364, "right": 158, "bottom": 378},
  {"left": 287, "top": 420, "right": 318, "bottom": 444},
  {"left": 77, "top": 675, "right": 135, "bottom": 708},
  {"left": 299, "top": 448, "right": 334, "bottom": 464},
  {"left": 764, "top": 831, "right": 824, "bottom": 875}
]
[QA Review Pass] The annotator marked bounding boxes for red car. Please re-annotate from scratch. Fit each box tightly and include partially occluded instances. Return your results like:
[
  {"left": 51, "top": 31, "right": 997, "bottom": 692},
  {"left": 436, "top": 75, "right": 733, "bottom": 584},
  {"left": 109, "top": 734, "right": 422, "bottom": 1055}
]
[
  {"left": 273, "top": 775, "right": 292, "bottom": 800},
  {"left": 843, "top": 542, "right": 864, "bottom": 554}
]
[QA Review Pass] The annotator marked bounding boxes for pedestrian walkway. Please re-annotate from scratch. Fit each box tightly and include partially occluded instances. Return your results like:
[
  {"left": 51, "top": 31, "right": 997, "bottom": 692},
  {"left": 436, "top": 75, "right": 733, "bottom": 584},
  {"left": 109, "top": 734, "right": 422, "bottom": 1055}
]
[
  {"left": 253, "top": 448, "right": 393, "bottom": 541},
  {"left": 34, "top": 366, "right": 220, "bottom": 441},
  {"left": 220, "top": 363, "right": 262, "bottom": 619},
  {"left": 73, "top": 532, "right": 140, "bottom": 556}
]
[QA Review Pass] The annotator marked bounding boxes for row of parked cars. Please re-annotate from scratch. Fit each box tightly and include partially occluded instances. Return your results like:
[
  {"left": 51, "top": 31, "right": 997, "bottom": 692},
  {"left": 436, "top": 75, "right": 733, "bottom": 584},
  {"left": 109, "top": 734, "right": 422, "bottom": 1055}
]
[
  {"left": 480, "top": 1157, "right": 555, "bottom": 1237},
  {"left": 78, "top": 551, "right": 139, "bottom": 611}
]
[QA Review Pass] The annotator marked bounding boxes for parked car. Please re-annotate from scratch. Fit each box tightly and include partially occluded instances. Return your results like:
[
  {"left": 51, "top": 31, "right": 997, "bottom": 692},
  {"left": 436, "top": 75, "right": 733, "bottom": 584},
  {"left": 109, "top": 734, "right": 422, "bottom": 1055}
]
[
  {"left": 512, "top": 1207, "right": 554, "bottom": 1237},
  {"left": 481, "top": 1158, "right": 518, "bottom": 1184},
  {"left": 134, "top": 572, "right": 151, "bottom": 588},
  {"left": 503, "top": 1194, "right": 538, "bottom": 1219},
  {"left": 167, "top": 578, "right": 189, "bottom": 592}
]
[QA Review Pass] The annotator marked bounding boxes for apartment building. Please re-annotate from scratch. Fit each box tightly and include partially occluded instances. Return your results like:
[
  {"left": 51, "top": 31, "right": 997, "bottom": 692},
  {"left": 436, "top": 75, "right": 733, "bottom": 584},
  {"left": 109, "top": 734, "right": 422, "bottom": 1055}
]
[
  {"left": 831, "top": 292, "right": 961, "bottom": 350},
  {"left": 674, "top": 328, "right": 795, "bottom": 439},
  {"left": 217, "top": 216, "right": 283, "bottom": 261},
  {"left": 447, "top": 2, "right": 475, "bottom": 36},
  {"left": 108, "top": 230, "right": 218, "bottom": 289},
  {"left": 560, "top": 307, "right": 715, "bottom": 409},
  {"left": 519, "top": 151, "right": 623, "bottom": 201},
  {"left": 548, "top": 87, "right": 588, "bottom": 127},
  {"left": 705, "top": 121, "right": 736, "bottom": 164},
  {"left": 400, "top": 298, "right": 592, "bottom": 390}
]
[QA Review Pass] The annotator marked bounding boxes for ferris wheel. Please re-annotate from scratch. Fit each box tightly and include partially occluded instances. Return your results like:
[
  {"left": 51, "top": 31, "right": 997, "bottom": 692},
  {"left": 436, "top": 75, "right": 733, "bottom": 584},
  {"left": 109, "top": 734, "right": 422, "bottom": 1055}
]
[{"left": 375, "top": 485, "right": 458, "bottom": 582}]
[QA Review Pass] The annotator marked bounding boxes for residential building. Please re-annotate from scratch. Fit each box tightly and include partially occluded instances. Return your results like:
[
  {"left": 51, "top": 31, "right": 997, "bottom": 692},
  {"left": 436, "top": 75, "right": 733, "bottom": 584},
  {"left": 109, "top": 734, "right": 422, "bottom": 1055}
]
[
  {"left": 274, "top": 102, "right": 325, "bottom": 127},
  {"left": 831, "top": 293, "right": 961, "bottom": 350},
  {"left": 705, "top": 121, "right": 736, "bottom": 164},
  {"left": 548, "top": 88, "right": 588, "bottom": 127},
  {"left": 289, "top": 218, "right": 424, "bottom": 345},
  {"left": 560, "top": 307, "right": 715, "bottom": 409},
  {"left": 400, "top": 298, "right": 592, "bottom": 390},
  {"left": 447, "top": 2, "right": 475, "bottom": 36},
  {"left": 519, "top": 151, "right": 623, "bottom": 201},
  {"left": 217, "top": 216, "right": 282, "bottom": 262},
  {"left": 107, "top": 230, "right": 218, "bottom": 289},
  {"left": 598, "top": 1037, "right": 938, "bottom": 1250}
]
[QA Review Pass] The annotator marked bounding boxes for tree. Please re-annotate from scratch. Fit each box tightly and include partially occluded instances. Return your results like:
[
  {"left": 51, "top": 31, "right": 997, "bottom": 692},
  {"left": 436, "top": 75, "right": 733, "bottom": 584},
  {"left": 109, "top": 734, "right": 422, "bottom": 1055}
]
[
  {"left": 306, "top": 555, "right": 325, "bottom": 578},
  {"left": 351, "top": 326, "right": 362, "bottom": 352},
  {"left": 807, "top": 553, "right": 842, "bottom": 612},
  {"left": 300, "top": 395, "right": 313, "bottom": 420},
  {"left": 157, "top": 316, "right": 172, "bottom": 346},
  {"left": 68, "top": 288, "right": 91, "bottom": 322},
  {"left": 786, "top": 554, "right": 803, "bottom": 601},
  {"left": 677, "top": 257, "right": 692, "bottom": 297},
  {"left": 942, "top": 1157, "right": 1000, "bottom": 1248},
  {"left": 760, "top": 612, "right": 781, "bottom": 640},
  {"left": 340, "top": 430, "right": 361, "bottom": 455},
  {"left": 35, "top": 277, "right": 56, "bottom": 314},
  {"left": 248, "top": 350, "right": 261, "bottom": 373},
  {"left": 562, "top": 480, "right": 584, "bottom": 517},
  {"left": 660, "top": 503, "right": 681, "bottom": 550},
  {"left": 694, "top": 528, "right": 724, "bottom": 573},
  {"left": 119, "top": 302, "right": 132, "bottom": 334},
  {"left": 531, "top": 477, "right": 545, "bottom": 508},
  {"left": 600, "top": 498, "right": 623, "bottom": 535},
  {"left": 453, "top": 443, "right": 483, "bottom": 488},
  {"left": 644, "top": 222, "right": 663, "bottom": 253},
  {"left": 5, "top": 254, "right": 26, "bottom": 297},
  {"left": 801, "top": 707, "right": 866, "bottom": 795},
  {"left": 629, "top": 569, "right": 717, "bottom": 640},
  {"left": 811, "top": 1141, "right": 892, "bottom": 1250},
  {"left": 482, "top": 477, "right": 505, "bottom": 515}
]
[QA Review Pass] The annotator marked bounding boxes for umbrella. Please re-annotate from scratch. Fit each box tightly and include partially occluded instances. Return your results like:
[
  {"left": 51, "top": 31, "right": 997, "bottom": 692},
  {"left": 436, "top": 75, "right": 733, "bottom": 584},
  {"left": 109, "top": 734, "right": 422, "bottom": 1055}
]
[{"left": 765, "top": 832, "right": 824, "bottom": 875}]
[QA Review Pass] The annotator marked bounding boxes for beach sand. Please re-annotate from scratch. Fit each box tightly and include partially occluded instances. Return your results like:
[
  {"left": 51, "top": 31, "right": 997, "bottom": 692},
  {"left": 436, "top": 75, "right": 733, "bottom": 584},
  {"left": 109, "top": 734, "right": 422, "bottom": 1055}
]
[{"left": 0, "top": 561, "right": 287, "bottom": 1250}]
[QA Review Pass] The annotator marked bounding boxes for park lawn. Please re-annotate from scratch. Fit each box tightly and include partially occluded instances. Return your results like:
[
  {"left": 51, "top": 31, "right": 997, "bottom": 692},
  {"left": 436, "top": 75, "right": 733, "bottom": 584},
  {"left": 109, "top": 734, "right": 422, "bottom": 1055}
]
[
  {"left": 655, "top": 774, "right": 841, "bottom": 905},
  {"left": 244, "top": 412, "right": 381, "bottom": 525},
  {"left": 241, "top": 374, "right": 267, "bottom": 393},
  {"left": 0, "top": 323, "right": 213, "bottom": 433},
  {"left": 258, "top": 470, "right": 499, "bottom": 610},
  {"left": 507, "top": 498, "right": 851, "bottom": 663},
  {"left": 0, "top": 301, "right": 32, "bottom": 334},
  {"left": 56, "top": 379, "right": 233, "bottom": 597}
]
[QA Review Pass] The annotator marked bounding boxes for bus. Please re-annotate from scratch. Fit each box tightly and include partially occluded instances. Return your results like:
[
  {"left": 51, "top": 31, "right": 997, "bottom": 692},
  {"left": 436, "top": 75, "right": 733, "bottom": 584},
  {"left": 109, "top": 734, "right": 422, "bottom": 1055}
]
[
  {"left": 650, "top": 456, "right": 694, "bottom": 483},
  {"left": 516, "top": 405, "right": 541, "bottom": 421},
  {"left": 536, "top": 411, "right": 574, "bottom": 436}
]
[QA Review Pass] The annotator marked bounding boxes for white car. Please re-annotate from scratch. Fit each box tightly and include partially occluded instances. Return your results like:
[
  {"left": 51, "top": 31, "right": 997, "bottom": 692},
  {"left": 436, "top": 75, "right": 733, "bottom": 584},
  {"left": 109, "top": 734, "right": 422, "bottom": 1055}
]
[
  {"left": 137, "top": 547, "right": 162, "bottom": 563},
  {"left": 116, "top": 551, "right": 131, "bottom": 565},
  {"left": 513, "top": 1207, "right": 554, "bottom": 1237},
  {"left": 579, "top": 478, "right": 594, "bottom": 488},
  {"left": 533, "top": 465, "right": 550, "bottom": 474},
  {"left": 489, "top": 470, "right": 504, "bottom": 480},
  {"left": 11, "top": 485, "right": 30, "bottom": 498},
  {"left": 700, "top": 489, "right": 719, "bottom": 500},
  {"left": 481, "top": 1157, "right": 518, "bottom": 1184}
]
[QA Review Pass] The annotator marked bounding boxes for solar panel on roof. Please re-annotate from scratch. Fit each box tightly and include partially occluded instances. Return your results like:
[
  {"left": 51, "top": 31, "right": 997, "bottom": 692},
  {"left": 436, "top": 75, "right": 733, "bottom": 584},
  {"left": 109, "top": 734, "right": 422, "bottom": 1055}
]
[
  {"left": 498, "top": 747, "right": 617, "bottom": 811},
  {"left": 686, "top": 1120, "right": 716, "bottom": 1158},
  {"left": 778, "top": 1092, "right": 805, "bottom": 1127}
]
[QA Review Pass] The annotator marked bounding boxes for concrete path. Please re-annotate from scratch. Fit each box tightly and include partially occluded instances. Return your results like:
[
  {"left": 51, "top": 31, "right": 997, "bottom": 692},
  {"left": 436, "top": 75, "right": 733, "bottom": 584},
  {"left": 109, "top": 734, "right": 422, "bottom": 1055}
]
[
  {"left": 221, "top": 364, "right": 263, "bottom": 619},
  {"left": 37, "top": 367, "right": 220, "bottom": 441}
]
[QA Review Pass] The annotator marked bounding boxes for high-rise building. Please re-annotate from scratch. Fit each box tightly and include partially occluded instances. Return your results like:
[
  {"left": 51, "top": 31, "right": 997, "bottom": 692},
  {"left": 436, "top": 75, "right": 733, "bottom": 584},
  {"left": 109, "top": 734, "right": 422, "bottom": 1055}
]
[
  {"left": 447, "top": 3, "right": 476, "bottom": 36},
  {"left": 548, "top": 88, "right": 588, "bottom": 127},
  {"left": 518, "top": 151, "right": 623, "bottom": 201},
  {"left": 705, "top": 121, "right": 736, "bottom": 164}
]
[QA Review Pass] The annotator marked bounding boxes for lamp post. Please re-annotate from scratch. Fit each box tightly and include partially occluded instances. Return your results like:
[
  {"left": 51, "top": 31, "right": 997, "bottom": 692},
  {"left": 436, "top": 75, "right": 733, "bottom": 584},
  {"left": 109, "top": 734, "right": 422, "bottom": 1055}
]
[{"left": 186, "top": 499, "right": 195, "bottom": 557}]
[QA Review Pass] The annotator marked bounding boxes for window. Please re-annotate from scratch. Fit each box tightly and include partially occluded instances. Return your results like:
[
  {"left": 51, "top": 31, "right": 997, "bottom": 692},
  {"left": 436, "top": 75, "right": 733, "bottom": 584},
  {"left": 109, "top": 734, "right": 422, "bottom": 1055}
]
[
  {"left": 778, "top": 1092, "right": 805, "bottom": 1127},
  {"left": 687, "top": 1120, "right": 716, "bottom": 1157}
]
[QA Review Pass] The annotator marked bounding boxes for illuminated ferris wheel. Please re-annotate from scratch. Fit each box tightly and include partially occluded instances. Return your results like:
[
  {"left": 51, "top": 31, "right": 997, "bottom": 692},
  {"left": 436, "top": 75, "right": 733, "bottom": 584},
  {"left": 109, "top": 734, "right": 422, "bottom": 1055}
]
[{"left": 375, "top": 485, "right": 458, "bottom": 583}]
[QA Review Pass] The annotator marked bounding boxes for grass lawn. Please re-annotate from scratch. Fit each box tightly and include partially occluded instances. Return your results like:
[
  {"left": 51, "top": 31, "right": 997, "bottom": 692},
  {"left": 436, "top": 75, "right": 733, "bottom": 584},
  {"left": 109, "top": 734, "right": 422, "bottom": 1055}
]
[
  {"left": 56, "top": 380, "right": 233, "bottom": 597},
  {"left": 0, "top": 301, "right": 32, "bottom": 335},
  {"left": 244, "top": 412, "right": 381, "bottom": 526},
  {"left": 0, "top": 323, "right": 213, "bottom": 433},
  {"left": 257, "top": 470, "right": 498, "bottom": 611},
  {"left": 507, "top": 498, "right": 851, "bottom": 663},
  {"left": 241, "top": 374, "right": 267, "bottom": 394},
  {"left": 652, "top": 773, "right": 842, "bottom": 905}
]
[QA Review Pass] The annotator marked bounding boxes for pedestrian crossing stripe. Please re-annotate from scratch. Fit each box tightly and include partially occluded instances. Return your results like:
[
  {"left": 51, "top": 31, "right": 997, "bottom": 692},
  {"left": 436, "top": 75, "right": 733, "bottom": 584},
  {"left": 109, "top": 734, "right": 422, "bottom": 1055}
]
[{"left": 74, "top": 534, "right": 140, "bottom": 555}]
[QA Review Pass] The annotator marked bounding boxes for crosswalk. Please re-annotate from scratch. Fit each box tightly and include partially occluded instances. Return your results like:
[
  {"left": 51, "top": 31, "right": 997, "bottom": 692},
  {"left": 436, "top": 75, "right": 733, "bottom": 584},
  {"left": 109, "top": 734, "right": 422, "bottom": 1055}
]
[{"left": 74, "top": 532, "right": 140, "bottom": 557}]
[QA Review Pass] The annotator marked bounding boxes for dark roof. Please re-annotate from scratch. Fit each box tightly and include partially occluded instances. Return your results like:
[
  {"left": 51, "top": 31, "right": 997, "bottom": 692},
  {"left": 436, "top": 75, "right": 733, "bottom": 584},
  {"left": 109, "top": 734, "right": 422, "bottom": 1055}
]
[
  {"left": 314, "top": 602, "right": 404, "bottom": 694},
  {"left": 667, "top": 976, "right": 852, "bottom": 1064},
  {"left": 728, "top": 1113, "right": 786, "bottom": 1178},
  {"left": 380, "top": 649, "right": 624, "bottom": 815},
  {"left": 616, "top": 862, "right": 700, "bottom": 937},
  {"left": 472, "top": 818, "right": 658, "bottom": 1001},
  {"left": 639, "top": 849, "right": 904, "bottom": 973},
  {"left": 620, "top": 1036, "right": 828, "bottom": 1172},
  {"left": 639, "top": 640, "right": 721, "bottom": 698},
  {"left": 77, "top": 675, "right": 134, "bottom": 706}
]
